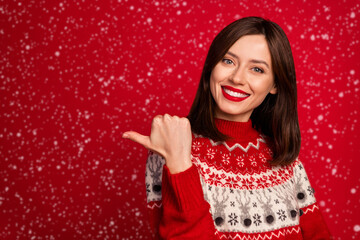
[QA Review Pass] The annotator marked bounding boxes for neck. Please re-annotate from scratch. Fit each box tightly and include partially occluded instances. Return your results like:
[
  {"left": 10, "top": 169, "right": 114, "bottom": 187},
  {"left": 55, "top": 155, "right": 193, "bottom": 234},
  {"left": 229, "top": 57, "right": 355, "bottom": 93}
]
[{"left": 215, "top": 118, "right": 259, "bottom": 140}]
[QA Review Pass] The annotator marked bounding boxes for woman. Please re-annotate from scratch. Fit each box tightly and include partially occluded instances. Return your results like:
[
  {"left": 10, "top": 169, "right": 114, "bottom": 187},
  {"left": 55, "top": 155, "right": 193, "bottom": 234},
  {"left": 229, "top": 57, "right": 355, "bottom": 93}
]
[{"left": 123, "top": 17, "right": 332, "bottom": 239}]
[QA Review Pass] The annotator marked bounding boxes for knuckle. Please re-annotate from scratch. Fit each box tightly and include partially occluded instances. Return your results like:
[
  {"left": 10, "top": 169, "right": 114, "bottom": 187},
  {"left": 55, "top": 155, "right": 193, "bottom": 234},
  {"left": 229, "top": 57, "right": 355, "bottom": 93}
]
[
  {"left": 164, "top": 114, "right": 173, "bottom": 123},
  {"left": 181, "top": 117, "right": 190, "bottom": 125},
  {"left": 152, "top": 115, "right": 163, "bottom": 124}
]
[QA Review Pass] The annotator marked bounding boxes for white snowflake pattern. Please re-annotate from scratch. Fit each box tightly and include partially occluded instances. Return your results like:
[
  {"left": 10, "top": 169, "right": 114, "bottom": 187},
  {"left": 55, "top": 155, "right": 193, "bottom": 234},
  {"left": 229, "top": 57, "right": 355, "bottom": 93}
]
[
  {"left": 192, "top": 141, "right": 201, "bottom": 151},
  {"left": 222, "top": 154, "right": 230, "bottom": 165},
  {"left": 259, "top": 153, "right": 267, "bottom": 163},
  {"left": 236, "top": 156, "right": 244, "bottom": 167},
  {"left": 265, "top": 147, "right": 273, "bottom": 156},
  {"left": 207, "top": 148, "right": 215, "bottom": 159},
  {"left": 249, "top": 155, "right": 257, "bottom": 167}
]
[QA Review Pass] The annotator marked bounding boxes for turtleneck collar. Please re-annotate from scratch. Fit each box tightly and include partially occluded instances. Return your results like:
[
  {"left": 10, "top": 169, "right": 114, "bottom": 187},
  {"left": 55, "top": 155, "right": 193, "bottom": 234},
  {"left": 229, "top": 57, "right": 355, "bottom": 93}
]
[{"left": 214, "top": 118, "right": 260, "bottom": 140}]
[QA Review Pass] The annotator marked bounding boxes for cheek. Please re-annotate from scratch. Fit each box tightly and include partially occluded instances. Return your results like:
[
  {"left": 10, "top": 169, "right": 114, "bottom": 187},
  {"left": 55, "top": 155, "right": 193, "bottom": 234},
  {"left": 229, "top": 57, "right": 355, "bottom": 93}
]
[
  {"left": 210, "top": 67, "right": 223, "bottom": 92},
  {"left": 210, "top": 74, "right": 217, "bottom": 98},
  {"left": 253, "top": 78, "right": 275, "bottom": 95}
]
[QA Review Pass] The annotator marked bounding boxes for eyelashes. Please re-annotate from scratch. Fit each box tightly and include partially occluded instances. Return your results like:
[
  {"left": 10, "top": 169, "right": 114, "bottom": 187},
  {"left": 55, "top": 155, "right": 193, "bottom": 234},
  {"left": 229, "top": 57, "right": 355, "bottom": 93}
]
[
  {"left": 252, "top": 67, "right": 264, "bottom": 73},
  {"left": 222, "top": 58, "right": 234, "bottom": 65},
  {"left": 221, "top": 58, "right": 265, "bottom": 74}
]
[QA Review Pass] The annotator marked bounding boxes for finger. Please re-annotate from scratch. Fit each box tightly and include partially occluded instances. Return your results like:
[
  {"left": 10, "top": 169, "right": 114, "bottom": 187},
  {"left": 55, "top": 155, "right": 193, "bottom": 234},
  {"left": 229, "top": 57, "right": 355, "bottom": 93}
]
[
  {"left": 180, "top": 117, "right": 190, "bottom": 126},
  {"left": 153, "top": 115, "right": 163, "bottom": 122},
  {"left": 164, "top": 113, "right": 171, "bottom": 120},
  {"left": 122, "top": 131, "right": 151, "bottom": 149}
]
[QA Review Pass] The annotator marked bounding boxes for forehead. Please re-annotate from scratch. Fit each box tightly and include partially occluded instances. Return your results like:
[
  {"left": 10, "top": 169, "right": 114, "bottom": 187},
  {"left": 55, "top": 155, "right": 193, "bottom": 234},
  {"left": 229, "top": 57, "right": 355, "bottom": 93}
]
[{"left": 227, "top": 34, "right": 271, "bottom": 62}]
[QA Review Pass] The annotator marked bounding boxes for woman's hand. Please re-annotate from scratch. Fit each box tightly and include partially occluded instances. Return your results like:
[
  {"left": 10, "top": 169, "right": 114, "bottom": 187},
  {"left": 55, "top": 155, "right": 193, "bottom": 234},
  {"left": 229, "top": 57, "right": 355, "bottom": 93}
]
[{"left": 122, "top": 114, "right": 192, "bottom": 174}]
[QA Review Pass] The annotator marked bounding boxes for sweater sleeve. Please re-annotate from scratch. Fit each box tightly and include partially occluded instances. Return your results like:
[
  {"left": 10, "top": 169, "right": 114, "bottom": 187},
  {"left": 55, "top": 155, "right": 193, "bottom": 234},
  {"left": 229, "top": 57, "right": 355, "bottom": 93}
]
[
  {"left": 294, "top": 161, "right": 332, "bottom": 239},
  {"left": 145, "top": 151, "right": 165, "bottom": 239},
  {"left": 145, "top": 151, "right": 216, "bottom": 239}
]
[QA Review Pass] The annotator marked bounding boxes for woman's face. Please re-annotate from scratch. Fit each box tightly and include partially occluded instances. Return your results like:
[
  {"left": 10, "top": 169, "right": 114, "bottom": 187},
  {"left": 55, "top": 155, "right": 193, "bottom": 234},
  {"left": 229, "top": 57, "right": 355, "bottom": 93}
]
[{"left": 210, "top": 34, "right": 277, "bottom": 122}]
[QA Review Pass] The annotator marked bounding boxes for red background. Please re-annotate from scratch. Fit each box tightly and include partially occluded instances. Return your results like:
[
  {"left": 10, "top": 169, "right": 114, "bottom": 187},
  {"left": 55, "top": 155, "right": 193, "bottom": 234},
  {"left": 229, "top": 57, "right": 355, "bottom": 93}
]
[{"left": 1, "top": 0, "right": 359, "bottom": 239}]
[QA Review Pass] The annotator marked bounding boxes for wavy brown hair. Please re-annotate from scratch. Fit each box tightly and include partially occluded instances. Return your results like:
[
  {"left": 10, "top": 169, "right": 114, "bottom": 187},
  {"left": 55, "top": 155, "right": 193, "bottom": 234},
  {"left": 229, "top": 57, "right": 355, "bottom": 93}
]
[{"left": 187, "top": 16, "right": 300, "bottom": 166}]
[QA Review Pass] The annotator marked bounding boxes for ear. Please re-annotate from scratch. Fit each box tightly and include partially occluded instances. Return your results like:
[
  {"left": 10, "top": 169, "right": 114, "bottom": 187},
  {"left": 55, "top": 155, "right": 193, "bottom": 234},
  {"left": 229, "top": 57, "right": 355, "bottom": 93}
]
[{"left": 269, "top": 84, "right": 277, "bottom": 94}]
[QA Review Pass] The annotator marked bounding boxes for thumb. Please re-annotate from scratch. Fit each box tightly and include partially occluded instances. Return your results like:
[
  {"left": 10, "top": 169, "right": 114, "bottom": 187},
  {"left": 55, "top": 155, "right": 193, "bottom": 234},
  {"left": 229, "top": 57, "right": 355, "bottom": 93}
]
[{"left": 122, "top": 131, "right": 151, "bottom": 149}]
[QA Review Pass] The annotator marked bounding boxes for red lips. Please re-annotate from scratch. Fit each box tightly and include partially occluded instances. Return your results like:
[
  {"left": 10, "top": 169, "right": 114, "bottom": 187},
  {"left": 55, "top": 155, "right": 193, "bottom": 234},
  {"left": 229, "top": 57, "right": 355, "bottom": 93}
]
[{"left": 221, "top": 86, "right": 250, "bottom": 102}]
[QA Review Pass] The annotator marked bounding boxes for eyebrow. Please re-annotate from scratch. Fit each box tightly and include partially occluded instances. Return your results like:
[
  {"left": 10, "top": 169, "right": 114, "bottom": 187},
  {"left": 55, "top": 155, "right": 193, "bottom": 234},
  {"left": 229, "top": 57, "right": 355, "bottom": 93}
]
[{"left": 226, "top": 51, "right": 270, "bottom": 69}]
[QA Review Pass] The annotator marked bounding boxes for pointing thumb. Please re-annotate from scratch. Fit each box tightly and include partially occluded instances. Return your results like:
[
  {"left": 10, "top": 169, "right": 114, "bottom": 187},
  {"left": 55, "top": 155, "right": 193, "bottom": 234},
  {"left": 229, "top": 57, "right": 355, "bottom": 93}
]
[{"left": 122, "top": 131, "right": 151, "bottom": 150}]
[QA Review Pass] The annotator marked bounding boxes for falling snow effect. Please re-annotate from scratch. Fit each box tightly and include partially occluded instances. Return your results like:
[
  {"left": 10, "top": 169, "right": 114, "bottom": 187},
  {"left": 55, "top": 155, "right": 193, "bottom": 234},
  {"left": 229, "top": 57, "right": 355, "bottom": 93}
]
[{"left": 0, "top": 0, "right": 359, "bottom": 239}]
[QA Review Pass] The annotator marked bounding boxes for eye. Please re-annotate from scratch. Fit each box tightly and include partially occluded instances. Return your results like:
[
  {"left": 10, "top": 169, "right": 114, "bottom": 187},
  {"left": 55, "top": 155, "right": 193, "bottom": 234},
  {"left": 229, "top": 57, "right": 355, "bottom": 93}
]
[
  {"left": 252, "top": 67, "right": 264, "bottom": 73},
  {"left": 222, "top": 58, "right": 234, "bottom": 65}
]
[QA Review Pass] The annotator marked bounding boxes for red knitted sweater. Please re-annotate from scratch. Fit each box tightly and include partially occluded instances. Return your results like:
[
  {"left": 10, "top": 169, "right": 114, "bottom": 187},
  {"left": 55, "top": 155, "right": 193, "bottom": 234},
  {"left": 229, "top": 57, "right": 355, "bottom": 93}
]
[{"left": 145, "top": 119, "right": 332, "bottom": 239}]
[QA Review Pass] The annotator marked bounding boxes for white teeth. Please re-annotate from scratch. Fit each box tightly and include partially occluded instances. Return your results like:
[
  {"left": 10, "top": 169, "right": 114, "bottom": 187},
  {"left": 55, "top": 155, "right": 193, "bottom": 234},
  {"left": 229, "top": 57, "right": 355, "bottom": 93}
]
[{"left": 223, "top": 88, "right": 249, "bottom": 98}]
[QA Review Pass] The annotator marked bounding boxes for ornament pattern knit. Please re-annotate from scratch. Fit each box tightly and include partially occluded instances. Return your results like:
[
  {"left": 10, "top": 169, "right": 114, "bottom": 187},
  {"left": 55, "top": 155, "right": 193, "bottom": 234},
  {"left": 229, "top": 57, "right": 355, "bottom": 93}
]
[{"left": 145, "top": 119, "right": 332, "bottom": 239}]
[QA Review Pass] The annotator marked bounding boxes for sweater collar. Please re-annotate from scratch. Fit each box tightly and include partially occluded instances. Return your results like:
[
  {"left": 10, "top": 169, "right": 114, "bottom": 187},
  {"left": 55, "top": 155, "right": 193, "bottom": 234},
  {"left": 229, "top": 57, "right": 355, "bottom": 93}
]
[{"left": 214, "top": 118, "right": 259, "bottom": 140}]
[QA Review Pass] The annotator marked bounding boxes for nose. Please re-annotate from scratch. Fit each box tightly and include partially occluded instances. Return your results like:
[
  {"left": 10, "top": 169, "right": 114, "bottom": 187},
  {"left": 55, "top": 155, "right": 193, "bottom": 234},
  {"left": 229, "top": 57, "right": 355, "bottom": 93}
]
[{"left": 230, "top": 66, "right": 246, "bottom": 85}]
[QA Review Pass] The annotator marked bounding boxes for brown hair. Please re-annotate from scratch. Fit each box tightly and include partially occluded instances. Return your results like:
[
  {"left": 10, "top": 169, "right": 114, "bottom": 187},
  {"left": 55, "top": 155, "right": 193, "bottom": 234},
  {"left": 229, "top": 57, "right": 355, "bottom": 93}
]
[{"left": 187, "top": 16, "right": 300, "bottom": 166}]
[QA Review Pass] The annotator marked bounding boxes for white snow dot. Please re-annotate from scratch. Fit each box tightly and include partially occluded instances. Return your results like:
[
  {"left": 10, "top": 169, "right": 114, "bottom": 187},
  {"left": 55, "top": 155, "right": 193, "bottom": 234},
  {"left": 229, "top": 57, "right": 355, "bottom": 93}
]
[
  {"left": 54, "top": 141, "right": 58, "bottom": 146},
  {"left": 55, "top": 51, "right": 60, "bottom": 57},
  {"left": 351, "top": 188, "right": 356, "bottom": 194},
  {"left": 38, "top": 167, "right": 42, "bottom": 172},
  {"left": 350, "top": 69, "right": 355, "bottom": 75},
  {"left": 338, "top": 92, "right": 344, "bottom": 98},
  {"left": 317, "top": 115, "right": 324, "bottom": 121},
  {"left": 354, "top": 225, "right": 360, "bottom": 232},
  {"left": 350, "top": 12, "right": 356, "bottom": 19},
  {"left": 331, "top": 168, "right": 337, "bottom": 175},
  {"left": 16, "top": 132, "right": 21, "bottom": 137},
  {"left": 321, "top": 34, "right": 329, "bottom": 40},
  {"left": 319, "top": 200, "right": 326, "bottom": 207},
  {"left": 176, "top": 10, "right": 181, "bottom": 15},
  {"left": 147, "top": 18, "right": 152, "bottom": 23},
  {"left": 310, "top": 34, "right": 315, "bottom": 41},
  {"left": 131, "top": 174, "right": 137, "bottom": 181},
  {"left": 25, "top": 45, "right": 30, "bottom": 50}
]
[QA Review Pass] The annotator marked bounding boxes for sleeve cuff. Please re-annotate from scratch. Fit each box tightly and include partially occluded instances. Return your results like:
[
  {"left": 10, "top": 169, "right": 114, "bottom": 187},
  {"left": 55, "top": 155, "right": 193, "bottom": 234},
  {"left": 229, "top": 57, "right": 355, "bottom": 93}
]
[{"left": 161, "top": 164, "right": 206, "bottom": 212}]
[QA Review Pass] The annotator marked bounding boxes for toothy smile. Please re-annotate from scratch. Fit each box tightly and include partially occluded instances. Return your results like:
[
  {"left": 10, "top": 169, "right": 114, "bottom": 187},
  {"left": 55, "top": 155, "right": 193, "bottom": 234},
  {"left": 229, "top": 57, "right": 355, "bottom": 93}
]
[
  {"left": 221, "top": 85, "right": 250, "bottom": 100},
  {"left": 222, "top": 87, "right": 249, "bottom": 98},
  {"left": 221, "top": 86, "right": 250, "bottom": 102}
]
